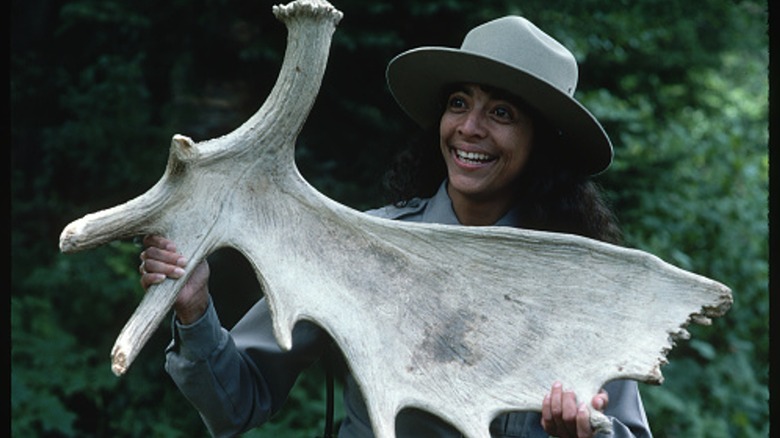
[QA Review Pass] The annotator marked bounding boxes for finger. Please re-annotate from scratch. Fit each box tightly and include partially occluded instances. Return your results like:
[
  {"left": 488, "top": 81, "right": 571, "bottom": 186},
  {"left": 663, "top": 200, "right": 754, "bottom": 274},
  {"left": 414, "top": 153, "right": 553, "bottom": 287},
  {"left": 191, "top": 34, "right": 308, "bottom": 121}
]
[
  {"left": 142, "top": 257, "right": 186, "bottom": 279},
  {"left": 541, "top": 393, "right": 556, "bottom": 434},
  {"left": 575, "top": 403, "right": 592, "bottom": 438},
  {"left": 140, "top": 271, "right": 167, "bottom": 290},
  {"left": 592, "top": 390, "right": 609, "bottom": 412},
  {"left": 142, "top": 234, "right": 176, "bottom": 251},
  {"left": 560, "top": 390, "right": 579, "bottom": 436},
  {"left": 141, "top": 246, "right": 188, "bottom": 270},
  {"left": 550, "top": 382, "right": 572, "bottom": 436},
  {"left": 549, "top": 382, "right": 563, "bottom": 417}
]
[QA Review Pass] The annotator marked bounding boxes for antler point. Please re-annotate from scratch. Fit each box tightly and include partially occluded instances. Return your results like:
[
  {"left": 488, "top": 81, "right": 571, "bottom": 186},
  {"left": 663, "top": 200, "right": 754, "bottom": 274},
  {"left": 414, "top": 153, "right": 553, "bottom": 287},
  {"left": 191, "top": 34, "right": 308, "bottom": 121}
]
[
  {"left": 273, "top": 0, "right": 343, "bottom": 24},
  {"left": 111, "top": 349, "right": 128, "bottom": 376},
  {"left": 171, "top": 134, "right": 194, "bottom": 148}
]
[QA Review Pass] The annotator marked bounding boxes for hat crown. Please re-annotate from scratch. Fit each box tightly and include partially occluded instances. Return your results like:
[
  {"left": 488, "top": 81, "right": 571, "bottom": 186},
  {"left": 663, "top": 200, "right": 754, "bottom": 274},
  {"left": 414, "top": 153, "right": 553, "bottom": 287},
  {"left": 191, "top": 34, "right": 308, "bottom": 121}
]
[{"left": 461, "top": 16, "right": 578, "bottom": 96}]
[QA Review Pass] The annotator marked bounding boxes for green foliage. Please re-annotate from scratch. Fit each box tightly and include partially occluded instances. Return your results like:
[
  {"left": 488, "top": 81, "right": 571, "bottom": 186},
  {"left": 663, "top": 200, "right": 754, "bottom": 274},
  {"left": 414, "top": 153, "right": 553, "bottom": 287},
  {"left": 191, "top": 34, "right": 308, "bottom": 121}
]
[
  {"left": 12, "top": 0, "right": 768, "bottom": 436},
  {"left": 587, "top": 7, "right": 769, "bottom": 435},
  {"left": 243, "top": 366, "right": 346, "bottom": 438}
]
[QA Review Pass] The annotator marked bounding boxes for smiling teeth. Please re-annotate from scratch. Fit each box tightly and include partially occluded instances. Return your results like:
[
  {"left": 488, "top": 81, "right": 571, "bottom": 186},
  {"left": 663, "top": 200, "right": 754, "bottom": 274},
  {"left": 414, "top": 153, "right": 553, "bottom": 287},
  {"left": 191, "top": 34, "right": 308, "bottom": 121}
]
[{"left": 455, "top": 149, "right": 493, "bottom": 163}]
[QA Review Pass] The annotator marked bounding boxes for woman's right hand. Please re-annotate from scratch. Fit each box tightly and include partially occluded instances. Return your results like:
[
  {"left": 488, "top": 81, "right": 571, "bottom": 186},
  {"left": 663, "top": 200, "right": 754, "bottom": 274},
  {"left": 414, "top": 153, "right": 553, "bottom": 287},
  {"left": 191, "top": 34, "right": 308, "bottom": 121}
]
[{"left": 139, "top": 235, "right": 211, "bottom": 324}]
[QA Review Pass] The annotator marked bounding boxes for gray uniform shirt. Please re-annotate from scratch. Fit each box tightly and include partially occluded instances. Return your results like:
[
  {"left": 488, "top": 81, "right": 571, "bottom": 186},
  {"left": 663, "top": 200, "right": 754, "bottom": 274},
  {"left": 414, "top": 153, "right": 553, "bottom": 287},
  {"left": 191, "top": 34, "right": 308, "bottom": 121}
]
[{"left": 165, "top": 183, "right": 653, "bottom": 438}]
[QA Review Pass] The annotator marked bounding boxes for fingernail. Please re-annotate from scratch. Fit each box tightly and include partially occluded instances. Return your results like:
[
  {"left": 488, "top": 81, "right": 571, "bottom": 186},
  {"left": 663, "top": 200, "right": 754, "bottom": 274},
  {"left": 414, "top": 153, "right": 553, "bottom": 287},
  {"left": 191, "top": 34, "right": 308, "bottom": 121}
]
[
  {"left": 176, "top": 257, "right": 187, "bottom": 267},
  {"left": 553, "top": 381, "right": 562, "bottom": 389},
  {"left": 152, "top": 273, "right": 166, "bottom": 284},
  {"left": 579, "top": 402, "right": 587, "bottom": 413},
  {"left": 172, "top": 267, "right": 185, "bottom": 277}
]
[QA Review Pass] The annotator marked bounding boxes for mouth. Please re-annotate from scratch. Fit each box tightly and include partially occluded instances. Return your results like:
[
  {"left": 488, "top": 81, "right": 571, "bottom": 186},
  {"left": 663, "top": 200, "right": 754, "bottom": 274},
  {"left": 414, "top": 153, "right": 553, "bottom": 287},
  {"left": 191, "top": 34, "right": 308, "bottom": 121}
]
[{"left": 452, "top": 147, "right": 496, "bottom": 166}]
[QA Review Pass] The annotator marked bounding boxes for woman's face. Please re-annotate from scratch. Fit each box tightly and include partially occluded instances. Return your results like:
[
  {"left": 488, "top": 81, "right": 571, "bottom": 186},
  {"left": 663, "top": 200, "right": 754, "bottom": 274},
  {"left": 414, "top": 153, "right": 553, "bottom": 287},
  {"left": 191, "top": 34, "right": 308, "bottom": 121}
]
[{"left": 439, "top": 84, "right": 534, "bottom": 204}]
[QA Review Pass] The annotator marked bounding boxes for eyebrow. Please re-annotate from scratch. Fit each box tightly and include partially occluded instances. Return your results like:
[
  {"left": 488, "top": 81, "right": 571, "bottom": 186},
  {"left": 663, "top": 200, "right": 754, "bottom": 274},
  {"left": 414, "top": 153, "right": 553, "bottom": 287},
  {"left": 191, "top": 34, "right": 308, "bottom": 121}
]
[
  {"left": 439, "top": 83, "right": 540, "bottom": 123},
  {"left": 452, "top": 84, "right": 523, "bottom": 107}
]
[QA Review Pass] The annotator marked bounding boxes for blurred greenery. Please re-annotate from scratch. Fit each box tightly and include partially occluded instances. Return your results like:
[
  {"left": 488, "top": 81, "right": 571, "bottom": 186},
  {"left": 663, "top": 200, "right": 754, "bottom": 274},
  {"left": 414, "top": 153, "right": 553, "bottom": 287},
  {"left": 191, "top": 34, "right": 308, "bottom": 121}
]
[{"left": 11, "top": 0, "right": 768, "bottom": 437}]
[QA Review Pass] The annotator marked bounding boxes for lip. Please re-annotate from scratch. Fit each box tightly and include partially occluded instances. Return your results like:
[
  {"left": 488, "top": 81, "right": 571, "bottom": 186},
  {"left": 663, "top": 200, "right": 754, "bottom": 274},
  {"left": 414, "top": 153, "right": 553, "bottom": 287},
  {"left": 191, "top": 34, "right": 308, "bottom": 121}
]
[{"left": 450, "top": 146, "right": 496, "bottom": 169}]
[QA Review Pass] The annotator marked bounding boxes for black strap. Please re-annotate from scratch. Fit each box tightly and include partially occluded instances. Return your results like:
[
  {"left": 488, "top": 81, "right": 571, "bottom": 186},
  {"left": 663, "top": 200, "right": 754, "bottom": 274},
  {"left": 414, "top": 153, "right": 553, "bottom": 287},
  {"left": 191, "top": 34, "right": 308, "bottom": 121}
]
[
  {"left": 318, "top": 341, "right": 337, "bottom": 438},
  {"left": 322, "top": 362, "right": 335, "bottom": 438}
]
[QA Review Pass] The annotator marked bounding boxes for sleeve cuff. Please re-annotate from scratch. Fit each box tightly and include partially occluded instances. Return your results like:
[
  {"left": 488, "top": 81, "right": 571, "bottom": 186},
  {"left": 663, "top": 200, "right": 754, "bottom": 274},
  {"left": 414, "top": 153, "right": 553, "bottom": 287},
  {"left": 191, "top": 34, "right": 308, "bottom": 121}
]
[{"left": 170, "top": 296, "right": 227, "bottom": 362}]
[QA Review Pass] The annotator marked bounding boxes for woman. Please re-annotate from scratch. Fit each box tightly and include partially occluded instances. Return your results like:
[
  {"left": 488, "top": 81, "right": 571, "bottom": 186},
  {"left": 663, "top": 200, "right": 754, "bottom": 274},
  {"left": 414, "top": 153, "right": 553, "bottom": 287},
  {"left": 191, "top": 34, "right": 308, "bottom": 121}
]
[{"left": 140, "top": 16, "right": 652, "bottom": 438}]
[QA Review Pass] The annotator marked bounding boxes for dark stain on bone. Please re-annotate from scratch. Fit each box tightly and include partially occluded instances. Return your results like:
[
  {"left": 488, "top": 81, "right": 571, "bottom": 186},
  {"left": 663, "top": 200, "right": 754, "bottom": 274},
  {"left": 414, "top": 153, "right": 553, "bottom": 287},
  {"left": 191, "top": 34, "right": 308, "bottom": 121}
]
[{"left": 418, "top": 309, "right": 482, "bottom": 366}]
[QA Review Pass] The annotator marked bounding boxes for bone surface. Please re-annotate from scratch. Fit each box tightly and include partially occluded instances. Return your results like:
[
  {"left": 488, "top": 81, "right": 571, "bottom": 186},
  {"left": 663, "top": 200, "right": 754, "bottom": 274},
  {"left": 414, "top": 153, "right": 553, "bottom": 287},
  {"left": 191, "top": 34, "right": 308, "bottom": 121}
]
[{"left": 58, "top": 1, "right": 732, "bottom": 437}]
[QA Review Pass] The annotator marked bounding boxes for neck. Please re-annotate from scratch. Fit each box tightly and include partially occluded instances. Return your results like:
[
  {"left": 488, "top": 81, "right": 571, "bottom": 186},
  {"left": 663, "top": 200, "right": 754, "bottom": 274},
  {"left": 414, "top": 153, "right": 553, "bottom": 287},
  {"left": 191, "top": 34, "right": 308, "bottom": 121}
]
[{"left": 447, "top": 184, "right": 514, "bottom": 226}]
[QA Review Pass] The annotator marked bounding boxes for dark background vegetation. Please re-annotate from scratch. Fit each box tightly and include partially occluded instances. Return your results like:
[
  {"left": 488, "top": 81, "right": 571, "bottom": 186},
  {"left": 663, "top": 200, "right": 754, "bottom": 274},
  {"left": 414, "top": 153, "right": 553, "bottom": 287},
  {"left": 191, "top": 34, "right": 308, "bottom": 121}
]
[{"left": 11, "top": 0, "right": 769, "bottom": 437}]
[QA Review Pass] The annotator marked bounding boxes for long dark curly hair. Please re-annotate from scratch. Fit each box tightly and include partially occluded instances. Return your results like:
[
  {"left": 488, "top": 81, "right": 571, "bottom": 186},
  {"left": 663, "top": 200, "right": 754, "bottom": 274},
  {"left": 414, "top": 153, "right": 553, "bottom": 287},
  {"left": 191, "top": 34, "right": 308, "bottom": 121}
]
[{"left": 382, "top": 91, "right": 622, "bottom": 245}]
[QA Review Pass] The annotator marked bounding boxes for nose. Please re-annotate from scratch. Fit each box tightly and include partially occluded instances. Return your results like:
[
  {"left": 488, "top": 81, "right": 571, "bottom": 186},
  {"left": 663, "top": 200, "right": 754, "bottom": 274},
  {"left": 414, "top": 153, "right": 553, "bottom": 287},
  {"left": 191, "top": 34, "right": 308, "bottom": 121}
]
[{"left": 457, "top": 110, "right": 487, "bottom": 137}]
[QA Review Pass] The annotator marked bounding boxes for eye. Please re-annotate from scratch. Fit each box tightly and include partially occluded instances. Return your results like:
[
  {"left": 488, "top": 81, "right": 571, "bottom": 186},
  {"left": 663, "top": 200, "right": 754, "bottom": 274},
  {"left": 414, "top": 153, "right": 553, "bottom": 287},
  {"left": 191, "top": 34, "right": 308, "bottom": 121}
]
[
  {"left": 446, "top": 93, "right": 468, "bottom": 112},
  {"left": 490, "top": 103, "right": 520, "bottom": 123},
  {"left": 492, "top": 106, "right": 512, "bottom": 120}
]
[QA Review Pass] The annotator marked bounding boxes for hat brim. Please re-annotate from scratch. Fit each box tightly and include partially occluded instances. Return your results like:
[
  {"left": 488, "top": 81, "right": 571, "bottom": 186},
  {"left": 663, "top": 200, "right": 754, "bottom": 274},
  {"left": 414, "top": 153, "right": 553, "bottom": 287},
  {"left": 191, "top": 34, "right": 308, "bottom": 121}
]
[{"left": 386, "top": 47, "right": 613, "bottom": 175}]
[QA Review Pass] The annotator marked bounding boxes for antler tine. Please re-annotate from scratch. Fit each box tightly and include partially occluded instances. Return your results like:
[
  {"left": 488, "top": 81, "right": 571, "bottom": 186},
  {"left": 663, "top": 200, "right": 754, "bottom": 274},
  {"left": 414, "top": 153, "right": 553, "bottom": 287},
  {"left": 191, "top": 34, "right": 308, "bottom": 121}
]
[
  {"left": 103, "top": 0, "right": 344, "bottom": 376},
  {"left": 198, "top": 0, "right": 343, "bottom": 164}
]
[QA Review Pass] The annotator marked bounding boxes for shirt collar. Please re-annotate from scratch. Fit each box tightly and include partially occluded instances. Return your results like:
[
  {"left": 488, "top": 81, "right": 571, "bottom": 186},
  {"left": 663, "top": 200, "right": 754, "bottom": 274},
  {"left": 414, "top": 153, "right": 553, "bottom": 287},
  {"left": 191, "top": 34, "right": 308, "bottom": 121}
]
[{"left": 422, "top": 181, "right": 523, "bottom": 227}]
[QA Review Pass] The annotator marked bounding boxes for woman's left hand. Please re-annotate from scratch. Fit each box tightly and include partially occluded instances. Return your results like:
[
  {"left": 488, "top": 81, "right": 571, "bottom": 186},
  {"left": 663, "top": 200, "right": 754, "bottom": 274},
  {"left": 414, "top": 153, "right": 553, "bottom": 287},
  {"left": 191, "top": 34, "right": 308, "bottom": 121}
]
[{"left": 540, "top": 381, "right": 609, "bottom": 438}]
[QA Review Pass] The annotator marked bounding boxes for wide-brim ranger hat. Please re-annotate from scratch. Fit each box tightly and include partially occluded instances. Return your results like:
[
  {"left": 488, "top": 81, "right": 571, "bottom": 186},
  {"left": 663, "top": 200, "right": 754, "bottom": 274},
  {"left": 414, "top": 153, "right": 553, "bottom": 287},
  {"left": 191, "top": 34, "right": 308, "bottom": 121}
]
[{"left": 386, "top": 16, "right": 613, "bottom": 175}]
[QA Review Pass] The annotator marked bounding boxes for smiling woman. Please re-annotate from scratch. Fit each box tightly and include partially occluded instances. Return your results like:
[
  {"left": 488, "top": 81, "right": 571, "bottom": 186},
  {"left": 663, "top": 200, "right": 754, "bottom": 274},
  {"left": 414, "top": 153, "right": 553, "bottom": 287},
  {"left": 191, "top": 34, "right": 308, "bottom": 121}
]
[
  {"left": 383, "top": 16, "right": 623, "bottom": 244},
  {"left": 438, "top": 84, "right": 536, "bottom": 225}
]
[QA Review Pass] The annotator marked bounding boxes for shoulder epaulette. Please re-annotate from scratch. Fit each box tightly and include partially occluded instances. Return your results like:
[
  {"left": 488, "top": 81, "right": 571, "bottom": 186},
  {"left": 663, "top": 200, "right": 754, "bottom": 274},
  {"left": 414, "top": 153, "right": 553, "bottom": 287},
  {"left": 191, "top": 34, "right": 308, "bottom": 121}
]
[{"left": 364, "top": 198, "right": 428, "bottom": 220}]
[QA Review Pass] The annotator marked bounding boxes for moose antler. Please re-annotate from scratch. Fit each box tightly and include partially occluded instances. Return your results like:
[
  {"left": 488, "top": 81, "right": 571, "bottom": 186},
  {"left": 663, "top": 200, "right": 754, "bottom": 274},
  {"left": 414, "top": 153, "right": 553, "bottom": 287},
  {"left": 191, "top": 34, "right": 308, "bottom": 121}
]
[
  {"left": 58, "top": 0, "right": 343, "bottom": 376},
  {"left": 59, "top": 1, "right": 732, "bottom": 437}
]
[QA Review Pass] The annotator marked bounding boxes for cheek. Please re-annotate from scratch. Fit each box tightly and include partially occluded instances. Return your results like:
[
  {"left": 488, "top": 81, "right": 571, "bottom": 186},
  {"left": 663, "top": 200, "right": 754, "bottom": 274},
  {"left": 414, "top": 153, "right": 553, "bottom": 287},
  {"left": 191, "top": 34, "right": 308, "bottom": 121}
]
[
  {"left": 438, "top": 117, "right": 455, "bottom": 153},
  {"left": 504, "top": 132, "right": 534, "bottom": 170},
  {"left": 439, "top": 114, "right": 455, "bottom": 141}
]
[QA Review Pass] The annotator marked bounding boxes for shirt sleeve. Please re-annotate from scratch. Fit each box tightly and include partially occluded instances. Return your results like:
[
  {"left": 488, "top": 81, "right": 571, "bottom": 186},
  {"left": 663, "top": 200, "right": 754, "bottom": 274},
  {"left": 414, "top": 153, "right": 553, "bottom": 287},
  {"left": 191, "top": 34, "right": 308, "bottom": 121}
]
[
  {"left": 598, "top": 380, "right": 653, "bottom": 438},
  {"left": 165, "top": 295, "right": 326, "bottom": 437}
]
